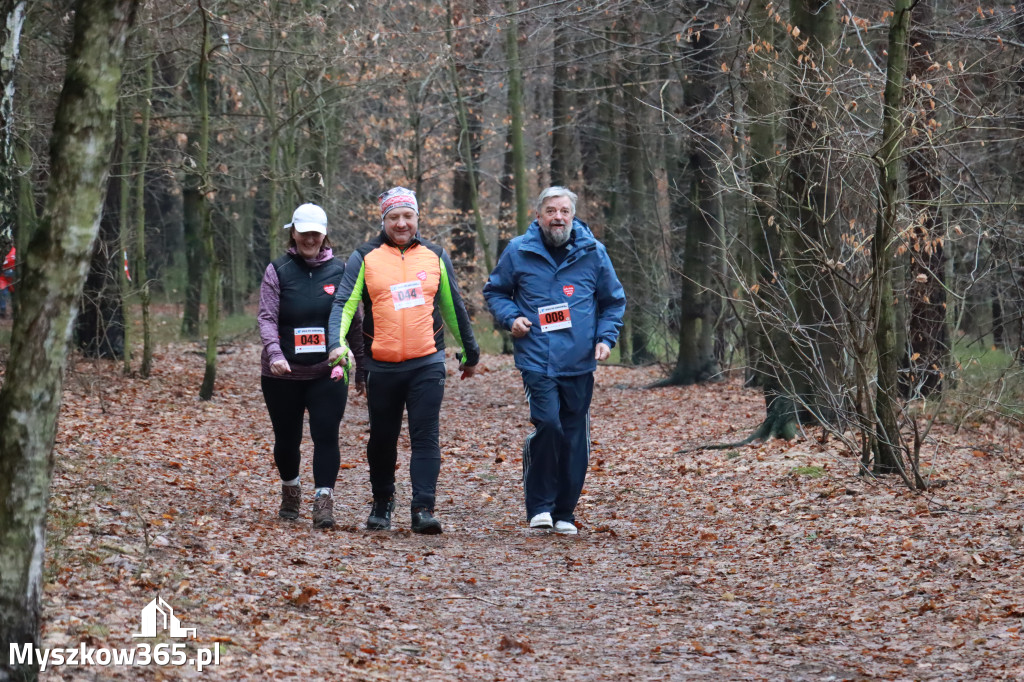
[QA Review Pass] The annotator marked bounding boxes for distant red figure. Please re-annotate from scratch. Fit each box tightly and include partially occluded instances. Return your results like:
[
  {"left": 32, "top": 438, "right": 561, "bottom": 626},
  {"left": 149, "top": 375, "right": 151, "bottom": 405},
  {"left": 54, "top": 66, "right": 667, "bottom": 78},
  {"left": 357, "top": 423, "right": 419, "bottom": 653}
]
[{"left": 0, "top": 246, "right": 15, "bottom": 318}]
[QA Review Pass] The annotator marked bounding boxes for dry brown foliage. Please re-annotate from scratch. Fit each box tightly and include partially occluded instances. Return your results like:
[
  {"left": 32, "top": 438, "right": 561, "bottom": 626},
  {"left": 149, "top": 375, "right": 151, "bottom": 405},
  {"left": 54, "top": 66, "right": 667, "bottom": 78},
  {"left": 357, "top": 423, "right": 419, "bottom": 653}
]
[{"left": 35, "top": 341, "right": 1024, "bottom": 680}]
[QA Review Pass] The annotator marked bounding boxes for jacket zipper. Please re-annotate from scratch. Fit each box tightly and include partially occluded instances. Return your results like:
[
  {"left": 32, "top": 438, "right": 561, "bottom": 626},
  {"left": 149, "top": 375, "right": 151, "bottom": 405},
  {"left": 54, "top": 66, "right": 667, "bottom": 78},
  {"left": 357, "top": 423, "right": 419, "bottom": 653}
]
[{"left": 400, "top": 245, "right": 407, "bottom": 360}]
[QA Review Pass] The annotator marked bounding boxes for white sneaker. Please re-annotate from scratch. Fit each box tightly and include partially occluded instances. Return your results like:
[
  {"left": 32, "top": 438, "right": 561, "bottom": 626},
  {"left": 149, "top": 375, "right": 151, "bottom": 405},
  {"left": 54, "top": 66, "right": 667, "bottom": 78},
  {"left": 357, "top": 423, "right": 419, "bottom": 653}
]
[
  {"left": 554, "top": 520, "right": 578, "bottom": 535},
  {"left": 529, "top": 512, "right": 553, "bottom": 529}
]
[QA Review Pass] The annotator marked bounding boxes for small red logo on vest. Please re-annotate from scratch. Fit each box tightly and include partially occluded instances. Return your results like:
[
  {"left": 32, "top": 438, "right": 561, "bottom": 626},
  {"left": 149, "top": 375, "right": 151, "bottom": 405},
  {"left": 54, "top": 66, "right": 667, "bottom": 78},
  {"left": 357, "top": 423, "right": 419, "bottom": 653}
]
[
  {"left": 417, "top": 271, "right": 428, "bottom": 281},
  {"left": 563, "top": 285, "right": 575, "bottom": 297},
  {"left": 323, "top": 284, "right": 336, "bottom": 295}
]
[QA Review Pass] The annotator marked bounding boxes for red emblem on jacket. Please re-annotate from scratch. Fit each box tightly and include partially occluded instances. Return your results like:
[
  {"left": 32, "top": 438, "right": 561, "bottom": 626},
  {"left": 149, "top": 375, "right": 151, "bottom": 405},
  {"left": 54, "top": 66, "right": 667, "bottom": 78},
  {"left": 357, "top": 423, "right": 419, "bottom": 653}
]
[
  {"left": 417, "top": 271, "right": 428, "bottom": 281},
  {"left": 563, "top": 285, "right": 575, "bottom": 297},
  {"left": 323, "top": 284, "right": 336, "bottom": 295}
]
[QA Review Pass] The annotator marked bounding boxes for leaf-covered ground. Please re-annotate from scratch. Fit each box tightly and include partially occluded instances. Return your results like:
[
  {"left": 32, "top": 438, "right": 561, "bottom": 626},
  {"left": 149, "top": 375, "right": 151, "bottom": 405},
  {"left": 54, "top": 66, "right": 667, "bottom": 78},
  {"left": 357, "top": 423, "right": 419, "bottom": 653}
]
[{"left": 31, "top": 339, "right": 1024, "bottom": 680}]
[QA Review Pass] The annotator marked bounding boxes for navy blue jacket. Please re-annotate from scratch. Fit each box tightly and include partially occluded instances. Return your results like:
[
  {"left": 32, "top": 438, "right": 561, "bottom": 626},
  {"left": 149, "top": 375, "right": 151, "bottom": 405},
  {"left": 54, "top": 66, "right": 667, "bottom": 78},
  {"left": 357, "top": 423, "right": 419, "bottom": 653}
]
[{"left": 483, "top": 219, "right": 626, "bottom": 377}]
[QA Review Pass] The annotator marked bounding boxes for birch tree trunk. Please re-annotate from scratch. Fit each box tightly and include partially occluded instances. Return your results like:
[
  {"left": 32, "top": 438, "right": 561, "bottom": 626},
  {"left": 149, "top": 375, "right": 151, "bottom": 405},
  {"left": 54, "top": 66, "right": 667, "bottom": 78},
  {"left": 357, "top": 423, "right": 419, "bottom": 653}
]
[
  {"left": 0, "top": 0, "right": 138, "bottom": 677},
  {"left": 0, "top": 0, "right": 25, "bottom": 255}
]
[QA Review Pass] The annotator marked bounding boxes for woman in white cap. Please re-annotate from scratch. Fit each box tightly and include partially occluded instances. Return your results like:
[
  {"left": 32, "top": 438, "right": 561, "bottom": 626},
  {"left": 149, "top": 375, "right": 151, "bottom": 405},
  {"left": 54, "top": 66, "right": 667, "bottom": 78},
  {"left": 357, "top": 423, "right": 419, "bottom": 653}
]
[{"left": 257, "top": 203, "right": 366, "bottom": 529}]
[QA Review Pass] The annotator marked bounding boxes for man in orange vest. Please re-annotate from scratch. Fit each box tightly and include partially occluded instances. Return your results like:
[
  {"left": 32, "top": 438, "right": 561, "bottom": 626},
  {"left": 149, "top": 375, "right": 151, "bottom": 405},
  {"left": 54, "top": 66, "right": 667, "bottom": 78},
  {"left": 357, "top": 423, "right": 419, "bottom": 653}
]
[{"left": 329, "top": 187, "right": 479, "bottom": 534}]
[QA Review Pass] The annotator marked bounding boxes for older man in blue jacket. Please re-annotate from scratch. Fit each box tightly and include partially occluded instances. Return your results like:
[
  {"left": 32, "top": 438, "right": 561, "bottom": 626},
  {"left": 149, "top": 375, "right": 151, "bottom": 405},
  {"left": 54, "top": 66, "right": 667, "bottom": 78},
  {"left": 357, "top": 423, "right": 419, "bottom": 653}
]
[{"left": 484, "top": 187, "right": 626, "bottom": 534}]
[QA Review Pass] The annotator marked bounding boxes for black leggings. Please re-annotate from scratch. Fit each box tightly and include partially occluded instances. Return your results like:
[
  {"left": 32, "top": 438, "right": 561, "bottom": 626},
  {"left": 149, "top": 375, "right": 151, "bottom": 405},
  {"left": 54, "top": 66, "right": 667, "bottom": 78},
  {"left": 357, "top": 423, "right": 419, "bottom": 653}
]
[
  {"left": 261, "top": 374, "right": 348, "bottom": 489},
  {"left": 365, "top": 363, "right": 446, "bottom": 511}
]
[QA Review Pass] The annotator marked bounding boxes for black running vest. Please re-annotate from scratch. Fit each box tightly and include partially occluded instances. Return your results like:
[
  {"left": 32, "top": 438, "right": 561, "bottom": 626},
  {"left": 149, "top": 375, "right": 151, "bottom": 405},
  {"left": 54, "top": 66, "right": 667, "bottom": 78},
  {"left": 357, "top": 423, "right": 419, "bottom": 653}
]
[{"left": 273, "top": 252, "right": 344, "bottom": 366}]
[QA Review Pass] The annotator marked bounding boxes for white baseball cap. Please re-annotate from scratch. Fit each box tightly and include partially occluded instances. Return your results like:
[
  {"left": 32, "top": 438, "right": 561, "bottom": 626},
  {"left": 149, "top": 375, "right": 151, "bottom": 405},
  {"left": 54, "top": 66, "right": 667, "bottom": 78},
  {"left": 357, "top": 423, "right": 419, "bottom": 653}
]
[{"left": 284, "top": 203, "right": 328, "bottom": 234}]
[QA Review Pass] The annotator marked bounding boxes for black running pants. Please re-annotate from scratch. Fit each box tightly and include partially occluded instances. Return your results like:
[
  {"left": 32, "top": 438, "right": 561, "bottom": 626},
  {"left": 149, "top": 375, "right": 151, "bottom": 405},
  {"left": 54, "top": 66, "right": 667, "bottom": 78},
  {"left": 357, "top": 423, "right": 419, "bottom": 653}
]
[
  {"left": 364, "top": 363, "right": 446, "bottom": 511},
  {"left": 261, "top": 374, "right": 348, "bottom": 489}
]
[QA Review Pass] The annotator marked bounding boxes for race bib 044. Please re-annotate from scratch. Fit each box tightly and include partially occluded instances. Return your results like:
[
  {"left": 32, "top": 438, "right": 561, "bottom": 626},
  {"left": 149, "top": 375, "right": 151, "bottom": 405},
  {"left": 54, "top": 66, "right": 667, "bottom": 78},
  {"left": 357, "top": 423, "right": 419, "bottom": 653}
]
[
  {"left": 391, "top": 280, "right": 426, "bottom": 310},
  {"left": 538, "top": 303, "right": 572, "bottom": 332},
  {"left": 294, "top": 327, "right": 326, "bottom": 353}
]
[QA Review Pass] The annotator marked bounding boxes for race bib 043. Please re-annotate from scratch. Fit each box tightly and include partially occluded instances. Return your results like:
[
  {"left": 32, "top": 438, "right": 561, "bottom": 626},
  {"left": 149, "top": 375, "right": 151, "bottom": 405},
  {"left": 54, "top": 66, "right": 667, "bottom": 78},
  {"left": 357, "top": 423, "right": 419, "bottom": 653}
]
[
  {"left": 538, "top": 303, "right": 572, "bottom": 332},
  {"left": 391, "top": 280, "right": 426, "bottom": 310},
  {"left": 294, "top": 326, "right": 326, "bottom": 353}
]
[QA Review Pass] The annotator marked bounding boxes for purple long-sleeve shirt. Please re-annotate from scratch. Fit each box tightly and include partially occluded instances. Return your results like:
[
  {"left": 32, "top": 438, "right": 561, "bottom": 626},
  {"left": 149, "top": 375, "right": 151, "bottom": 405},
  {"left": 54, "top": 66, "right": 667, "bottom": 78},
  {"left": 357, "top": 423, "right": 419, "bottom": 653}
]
[{"left": 258, "top": 247, "right": 366, "bottom": 382}]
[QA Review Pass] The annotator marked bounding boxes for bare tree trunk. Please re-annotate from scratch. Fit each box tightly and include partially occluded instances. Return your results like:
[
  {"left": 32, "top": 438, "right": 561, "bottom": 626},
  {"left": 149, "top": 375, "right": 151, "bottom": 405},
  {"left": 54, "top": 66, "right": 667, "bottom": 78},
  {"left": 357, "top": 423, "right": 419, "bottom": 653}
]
[
  {"left": 496, "top": 127, "right": 516, "bottom": 354},
  {"left": 781, "top": 0, "right": 842, "bottom": 427},
  {"left": 872, "top": 0, "right": 918, "bottom": 485},
  {"left": 197, "top": 1, "right": 219, "bottom": 401},
  {"left": 550, "top": 21, "right": 578, "bottom": 187},
  {"left": 449, "top": 104, "right": 490, "bottom": 272},
  {"left": 181, "top": 166, "right": 204, "bottom": 337},
  {"left": 119, "top": 103, "right": 133, "bottom": 374},
  {"left": 224, "top": 196, "right": 252, "bottom": 316},
  {"left": 134, "top": 49, "right": 154, "bottom": 377},
  {"left": 77, "top": 154, "right": 126, "bottom": 359},
  {"left": 406, "top": 76, "right": 426, "bottom": 200},
  {"left": 267, "top": 127, "right": 282, "bottom": 260},
  {"left": 742, "top": 0, "right": 781, "bottom": 392},
  {"left": 622, "top": 18, "right": 656, "bottom": 365},
  {"left": 181, "top": 7, "right": 214, "bottom": 344},
  {"left": 593, "top": 30, "right": 628, "bottom": 359},
  {"left": 446, "top": 0, "right": 491, "bottom": 281},
  {"left": 505, "top": 0, "right": 529, "bottom": 236},
  {"left": 0, "top": 1, "right": 138, "bottom": 677},
  {"left": 660, "top": 23, "right": 722, "bottom": 386},
  {"left": 1015, "top": 11, "right": 1024, "bottom": 361},
  {"left": 902, "top": 0, "right": 948, "bottom": 398}
]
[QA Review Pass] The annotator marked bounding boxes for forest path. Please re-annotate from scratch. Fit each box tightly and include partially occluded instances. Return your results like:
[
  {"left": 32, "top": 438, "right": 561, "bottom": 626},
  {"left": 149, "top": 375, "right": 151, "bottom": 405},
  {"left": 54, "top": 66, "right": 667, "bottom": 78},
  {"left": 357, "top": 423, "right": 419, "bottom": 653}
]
[{"left": 39, "top": 342, "right": 1023, "bottom": 680}]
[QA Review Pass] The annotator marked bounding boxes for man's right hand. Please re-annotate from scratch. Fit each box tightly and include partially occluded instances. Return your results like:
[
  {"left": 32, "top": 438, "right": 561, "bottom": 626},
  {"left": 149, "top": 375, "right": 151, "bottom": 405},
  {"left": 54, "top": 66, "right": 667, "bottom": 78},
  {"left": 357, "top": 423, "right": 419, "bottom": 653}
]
[
  {"left": 270, "top": 359, "right": 291, "bottom": 376},
  {"left": 328, "top": 347, "right": 349, "bottom": 366},
  {"left": 511, "top": 317, "right": 532, "bottom": 338}
]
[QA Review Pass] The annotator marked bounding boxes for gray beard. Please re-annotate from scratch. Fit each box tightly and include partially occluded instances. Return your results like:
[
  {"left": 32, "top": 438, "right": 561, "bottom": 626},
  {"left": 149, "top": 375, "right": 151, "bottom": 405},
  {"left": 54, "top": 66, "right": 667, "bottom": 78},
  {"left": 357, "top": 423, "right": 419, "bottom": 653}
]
[{"left": 541, "top": 224, "right": 571, "bottom": 247}]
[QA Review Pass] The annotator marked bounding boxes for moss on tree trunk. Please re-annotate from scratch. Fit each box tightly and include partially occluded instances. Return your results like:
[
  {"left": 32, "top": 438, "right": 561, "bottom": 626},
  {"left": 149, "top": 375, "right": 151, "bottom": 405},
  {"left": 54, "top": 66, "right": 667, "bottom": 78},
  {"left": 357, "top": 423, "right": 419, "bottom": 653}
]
[{"left": 0, "top": 1, "right": 138, "bottom": 677}]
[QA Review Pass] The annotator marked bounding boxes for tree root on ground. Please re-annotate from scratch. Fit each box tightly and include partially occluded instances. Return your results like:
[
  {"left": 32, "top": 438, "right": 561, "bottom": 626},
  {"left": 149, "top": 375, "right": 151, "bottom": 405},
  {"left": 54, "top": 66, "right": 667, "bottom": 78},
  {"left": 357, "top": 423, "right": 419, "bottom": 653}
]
[{"left": 677, "top": 411, "right": 797, "bottom": 454}]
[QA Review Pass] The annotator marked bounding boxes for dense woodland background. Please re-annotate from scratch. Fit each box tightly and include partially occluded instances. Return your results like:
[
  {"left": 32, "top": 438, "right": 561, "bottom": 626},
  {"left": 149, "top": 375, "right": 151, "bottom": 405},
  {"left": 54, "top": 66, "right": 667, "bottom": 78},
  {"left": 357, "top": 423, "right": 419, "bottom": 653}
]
[
  {"left": 1, "top": 0, "right": 1022, "bottom": 475},
  {"left": 0, "top": 0, "right": 1023, "bottom": 676}
]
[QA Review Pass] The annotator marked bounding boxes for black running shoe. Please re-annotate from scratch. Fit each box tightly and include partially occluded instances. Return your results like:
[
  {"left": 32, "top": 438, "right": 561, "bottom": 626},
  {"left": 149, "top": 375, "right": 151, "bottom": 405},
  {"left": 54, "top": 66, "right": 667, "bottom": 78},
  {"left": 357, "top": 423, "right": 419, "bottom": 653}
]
[
  {"left": 411, "top": 508, "right": 442, "bottom": 535},
  {"left": 366, "top": 497, "right": 394, "bottom": 530}
]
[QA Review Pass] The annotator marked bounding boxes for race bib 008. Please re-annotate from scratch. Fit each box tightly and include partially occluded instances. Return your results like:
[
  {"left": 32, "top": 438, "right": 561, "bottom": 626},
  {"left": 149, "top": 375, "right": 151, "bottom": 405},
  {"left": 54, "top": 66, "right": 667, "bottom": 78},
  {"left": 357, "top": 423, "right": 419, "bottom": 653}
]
[{"left": 538, "top": 303, "right": 572, "bottom": 332}]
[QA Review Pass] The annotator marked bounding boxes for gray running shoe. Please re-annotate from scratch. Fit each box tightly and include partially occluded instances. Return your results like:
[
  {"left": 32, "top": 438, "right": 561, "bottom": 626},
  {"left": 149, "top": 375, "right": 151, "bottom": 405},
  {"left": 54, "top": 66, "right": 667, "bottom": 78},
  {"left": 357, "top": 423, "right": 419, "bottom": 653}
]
[
  {"left": 312, "top": 491, "right": 335, "bottom": 529},
  {"left": 279, "top": 483, "right": 301, "bottom": 520}
]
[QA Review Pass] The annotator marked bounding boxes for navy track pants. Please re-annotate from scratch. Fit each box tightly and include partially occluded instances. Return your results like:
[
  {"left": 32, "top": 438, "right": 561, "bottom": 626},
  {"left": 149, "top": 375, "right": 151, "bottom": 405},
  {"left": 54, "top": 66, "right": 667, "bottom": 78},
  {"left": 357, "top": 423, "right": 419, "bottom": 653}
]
[{"left": 521, "top": 370, "right": 594, "bottom": 522}]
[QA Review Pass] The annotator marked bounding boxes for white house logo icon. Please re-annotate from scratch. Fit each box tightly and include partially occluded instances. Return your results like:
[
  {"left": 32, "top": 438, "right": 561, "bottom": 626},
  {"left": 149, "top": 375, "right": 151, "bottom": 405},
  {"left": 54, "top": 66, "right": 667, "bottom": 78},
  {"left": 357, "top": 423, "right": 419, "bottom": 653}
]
[{"left": 132, "top": 597, "right": 197, "bottom": 639}]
